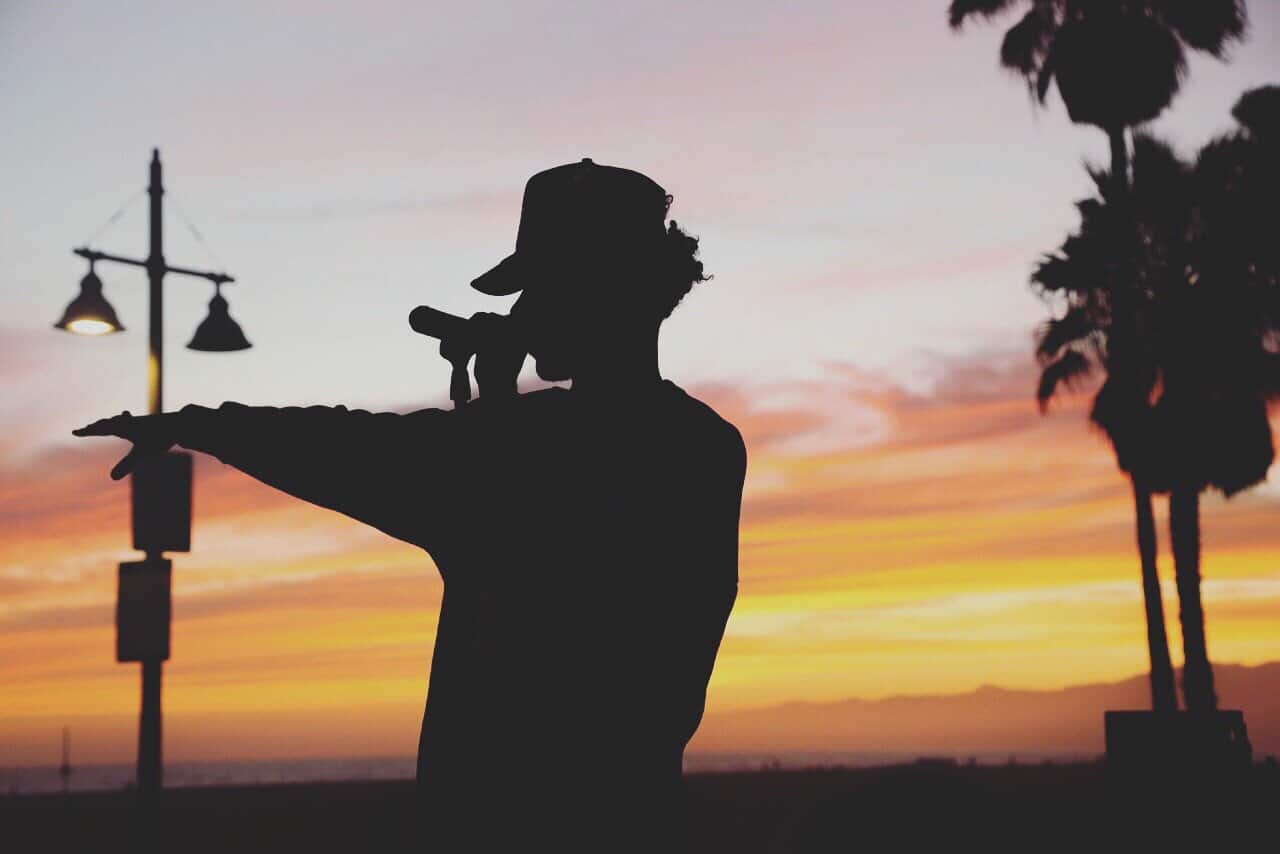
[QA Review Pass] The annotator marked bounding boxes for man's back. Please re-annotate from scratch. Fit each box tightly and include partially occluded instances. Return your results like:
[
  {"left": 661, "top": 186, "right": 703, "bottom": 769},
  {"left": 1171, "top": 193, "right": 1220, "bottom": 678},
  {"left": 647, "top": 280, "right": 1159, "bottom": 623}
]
[{"left": 416, "top": 380, "right": 745, "bottom": 849}]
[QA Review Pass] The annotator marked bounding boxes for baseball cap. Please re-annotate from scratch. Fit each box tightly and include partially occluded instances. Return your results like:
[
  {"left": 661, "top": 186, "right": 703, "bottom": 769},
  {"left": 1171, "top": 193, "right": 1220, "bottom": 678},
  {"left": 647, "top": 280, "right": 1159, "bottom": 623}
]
[{"left": 470, "top": 158, "right": 670, "bottom": 296}]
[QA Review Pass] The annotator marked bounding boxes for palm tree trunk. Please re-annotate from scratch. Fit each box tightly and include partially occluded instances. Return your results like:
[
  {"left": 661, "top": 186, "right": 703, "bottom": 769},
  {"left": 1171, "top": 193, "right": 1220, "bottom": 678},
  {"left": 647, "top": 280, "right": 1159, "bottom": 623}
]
[
  {"left": 1170, "top": 486, "right": 1217, "bottom": 712},
  {"left": 1108, "top": 125, "right": 1129, "bottom": 190},
  {"left": 1133, "top": 479, "right": 1177, "bottom": 712}
]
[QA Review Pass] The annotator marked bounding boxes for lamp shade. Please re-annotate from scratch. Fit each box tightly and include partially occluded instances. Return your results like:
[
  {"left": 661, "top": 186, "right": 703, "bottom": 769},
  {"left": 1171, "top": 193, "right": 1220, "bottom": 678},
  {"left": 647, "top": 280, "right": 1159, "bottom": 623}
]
[
  {"left": 187, "top": 291, "right": 251, "bottom": 352},
  {"left": 54, "top": 270, "right": 125, "bottom": 335}
]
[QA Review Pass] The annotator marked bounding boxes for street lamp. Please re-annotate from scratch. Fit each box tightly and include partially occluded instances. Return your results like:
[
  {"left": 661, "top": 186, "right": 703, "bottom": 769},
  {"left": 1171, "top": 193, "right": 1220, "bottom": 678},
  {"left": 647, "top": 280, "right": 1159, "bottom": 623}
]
[
  {"left": 187, "top": 285, "right": 251, "bottom": 352},
  {"left": 55, "top": 148, "right": 249, "bottom": 794},
  {"left": 53, "top": 265, "right": 125, "bottom": 335}
]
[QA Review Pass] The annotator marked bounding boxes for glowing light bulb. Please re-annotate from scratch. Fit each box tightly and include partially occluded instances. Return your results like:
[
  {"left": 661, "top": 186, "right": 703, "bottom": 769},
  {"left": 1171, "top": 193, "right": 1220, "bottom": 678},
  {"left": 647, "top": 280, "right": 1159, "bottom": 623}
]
[{"left": 66, "top": 318, "right": 118, "bottom": 336}]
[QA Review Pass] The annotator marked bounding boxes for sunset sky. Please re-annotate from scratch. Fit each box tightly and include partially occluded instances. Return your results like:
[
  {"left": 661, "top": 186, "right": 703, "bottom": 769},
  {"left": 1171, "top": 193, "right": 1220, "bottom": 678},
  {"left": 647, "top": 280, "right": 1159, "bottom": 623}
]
[{"left": 2, "top": 2, "right": 1279, "bottom": 767}]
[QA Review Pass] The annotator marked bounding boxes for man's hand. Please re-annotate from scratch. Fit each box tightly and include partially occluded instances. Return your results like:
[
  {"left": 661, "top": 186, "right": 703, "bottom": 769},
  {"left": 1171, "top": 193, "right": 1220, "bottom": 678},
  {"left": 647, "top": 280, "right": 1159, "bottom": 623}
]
[
  {"left": 73, "top": 411, "right": 178, "bottom": 480},
  {"left": 439, "top": 312, "right": 526, "bottom": 400}
]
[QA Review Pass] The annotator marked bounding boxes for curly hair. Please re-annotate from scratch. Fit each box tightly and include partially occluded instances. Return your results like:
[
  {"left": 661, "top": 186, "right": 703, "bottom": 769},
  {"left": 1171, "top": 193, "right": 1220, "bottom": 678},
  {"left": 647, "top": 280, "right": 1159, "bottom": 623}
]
[
  {"left": 653, "top": 194, "right": 710, "bottom": 320},
  {"left": 561, "top": 196, "right": 709, "bottom": 322}
]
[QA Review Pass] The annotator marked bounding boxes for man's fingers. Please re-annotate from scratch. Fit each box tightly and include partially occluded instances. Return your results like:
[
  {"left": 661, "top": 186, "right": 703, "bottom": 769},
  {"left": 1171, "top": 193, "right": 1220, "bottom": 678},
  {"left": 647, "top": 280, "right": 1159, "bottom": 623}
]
[
  {"left": 439, "top": 339, "right": 471, "bottom": 365},
  {"left": 110, "top": 448, "right": 142, "bottom": 481},
  {"left": 111, "top": 438, "right": 176, "bottom": 480},
  {"left": 73, "top": 412, "right": 132, "bottom": 437},
  {"left": 69, "top": 411, "right": 172, "bottom": 480},
  {"left": 72, "top": 418, "right": 111, "bottom": 437},
  {"left": 70, "top": 410, "right": 174, "bottom": 480}
]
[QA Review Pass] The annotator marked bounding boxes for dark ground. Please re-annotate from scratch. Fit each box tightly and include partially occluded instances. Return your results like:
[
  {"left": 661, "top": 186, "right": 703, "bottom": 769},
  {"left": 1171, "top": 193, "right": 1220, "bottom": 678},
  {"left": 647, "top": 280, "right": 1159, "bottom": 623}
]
[{"left": 4, "top": 761, "right": 1277, "bottom": 852}]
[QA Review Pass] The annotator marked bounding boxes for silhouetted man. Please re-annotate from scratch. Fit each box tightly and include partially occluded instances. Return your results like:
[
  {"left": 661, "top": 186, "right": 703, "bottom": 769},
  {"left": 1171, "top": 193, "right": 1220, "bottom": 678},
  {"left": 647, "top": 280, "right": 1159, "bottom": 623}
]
[{"left": 76, "top": 158, "right": 747, "bottom": 851}]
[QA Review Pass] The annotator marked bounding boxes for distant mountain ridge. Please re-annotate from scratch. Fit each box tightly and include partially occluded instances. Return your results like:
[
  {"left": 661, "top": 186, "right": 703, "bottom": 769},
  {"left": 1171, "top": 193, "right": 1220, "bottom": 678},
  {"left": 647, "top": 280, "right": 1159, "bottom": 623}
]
[{"left": 692, "top": 662, "right": 1280, "bottom": 759}]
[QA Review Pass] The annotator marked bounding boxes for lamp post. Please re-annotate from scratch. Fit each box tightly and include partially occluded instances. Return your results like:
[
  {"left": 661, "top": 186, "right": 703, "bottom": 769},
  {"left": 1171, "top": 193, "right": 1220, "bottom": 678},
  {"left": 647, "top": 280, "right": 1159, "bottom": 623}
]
[{"left": 55, "top": 149, "right": 250, "bottom": 793}]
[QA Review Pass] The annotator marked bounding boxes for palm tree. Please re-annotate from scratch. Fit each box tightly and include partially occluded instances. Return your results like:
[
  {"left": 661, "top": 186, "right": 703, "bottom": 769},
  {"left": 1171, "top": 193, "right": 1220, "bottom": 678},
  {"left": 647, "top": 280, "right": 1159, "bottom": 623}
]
[
  {"left": 1037, "top": 104, "right": 1279, "bottom": 714},
  {"left": 947, "top": 0, "right": 1249, "bottom": 185},
  {"left": 950, "top": 0, "right": 1251, "bottom": 714},
  {"left": 1032, "top": 135, "right": 1186, "bottom": 713},
  {"left": 1153, "top": 87, "right": 1280, "bottom": 712}
]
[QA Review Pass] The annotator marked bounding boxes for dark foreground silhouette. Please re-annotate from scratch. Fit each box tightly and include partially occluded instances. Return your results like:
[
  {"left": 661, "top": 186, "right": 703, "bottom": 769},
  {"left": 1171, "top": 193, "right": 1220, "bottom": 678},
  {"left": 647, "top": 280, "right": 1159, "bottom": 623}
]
[
  {"left": 75, "top": 159, "right": 747, "bottom": 850},
  {"left": 7, "top": 761, "right": 1280, "bottom": 853}
]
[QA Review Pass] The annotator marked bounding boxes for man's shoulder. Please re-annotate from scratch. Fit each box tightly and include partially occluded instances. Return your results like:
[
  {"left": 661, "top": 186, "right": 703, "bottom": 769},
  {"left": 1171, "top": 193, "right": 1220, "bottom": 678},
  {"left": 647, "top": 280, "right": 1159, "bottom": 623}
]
[
  {"left": 465, "top": 383, "right": 745, "bottom": 466},
  {"left": 660, "top": 382, "right": 747, "bottom": 470}
]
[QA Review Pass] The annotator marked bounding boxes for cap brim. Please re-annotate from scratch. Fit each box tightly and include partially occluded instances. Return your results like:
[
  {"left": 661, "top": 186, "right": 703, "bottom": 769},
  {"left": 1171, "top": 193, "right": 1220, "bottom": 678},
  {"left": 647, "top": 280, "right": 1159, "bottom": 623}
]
[{"left": 470, "top": 253, "right": 526, "bottom": 296}]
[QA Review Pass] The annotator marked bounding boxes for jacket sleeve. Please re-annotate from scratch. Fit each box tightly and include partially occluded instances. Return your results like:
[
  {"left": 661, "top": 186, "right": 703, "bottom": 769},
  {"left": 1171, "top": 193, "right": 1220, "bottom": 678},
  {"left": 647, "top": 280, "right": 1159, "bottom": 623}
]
[{"left": 171, "top": 401, "right": 465, "bottom": 550}]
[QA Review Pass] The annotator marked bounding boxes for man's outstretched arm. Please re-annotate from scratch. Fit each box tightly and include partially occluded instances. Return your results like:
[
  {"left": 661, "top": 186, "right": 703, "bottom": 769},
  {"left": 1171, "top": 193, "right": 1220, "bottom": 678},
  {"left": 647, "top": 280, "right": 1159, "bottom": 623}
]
[{"left": 74, "top": 401, "right": 463, "bottom": 549}]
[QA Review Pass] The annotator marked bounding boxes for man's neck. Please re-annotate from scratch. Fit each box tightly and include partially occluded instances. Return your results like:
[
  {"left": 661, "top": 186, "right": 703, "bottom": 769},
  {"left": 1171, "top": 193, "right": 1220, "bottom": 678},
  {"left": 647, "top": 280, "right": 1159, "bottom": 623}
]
[{"left": 569, "top": 336, "right": 662, "bottom": 395}]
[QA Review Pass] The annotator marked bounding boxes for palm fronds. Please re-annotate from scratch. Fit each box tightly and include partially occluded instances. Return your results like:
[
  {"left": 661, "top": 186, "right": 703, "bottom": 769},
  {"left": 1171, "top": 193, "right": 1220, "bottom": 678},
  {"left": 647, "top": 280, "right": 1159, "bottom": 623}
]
[
  {"left": 1000, "top": 7, "right": 1055, "bottom": 77},
  {"left": 948, "top": 0, "right": 1248, "bottom": 131},
  {"left": 948, "top": 0, "right": 1023, "bottom": 30},
  {"left": 1035, "top": 305, "right": 1097, "bottom": 361},
  {"left": 1231, "top": 85, "right": 1280, "bottom": 141},
  {"left": 1037, "top": 348, "right": 1093, "bottom": 411},
  {"left": 1033, "top": 103, "right": 1279, "bottom": 496},
  {"left": 1155, "top": 0, "right": 1248, "bottom": 56}
]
